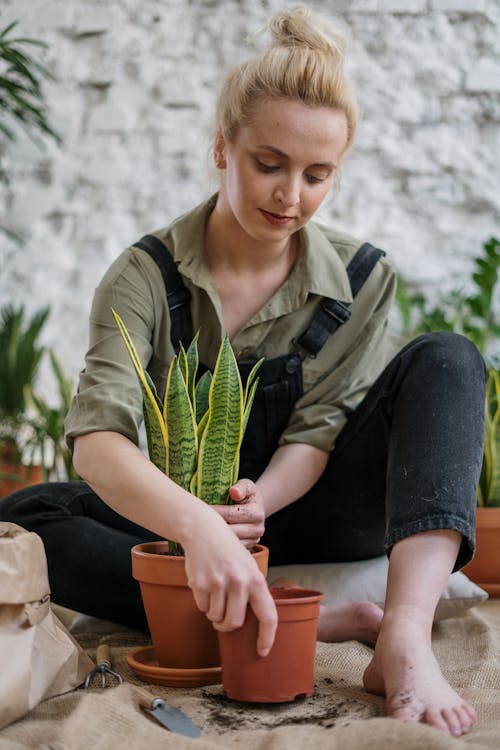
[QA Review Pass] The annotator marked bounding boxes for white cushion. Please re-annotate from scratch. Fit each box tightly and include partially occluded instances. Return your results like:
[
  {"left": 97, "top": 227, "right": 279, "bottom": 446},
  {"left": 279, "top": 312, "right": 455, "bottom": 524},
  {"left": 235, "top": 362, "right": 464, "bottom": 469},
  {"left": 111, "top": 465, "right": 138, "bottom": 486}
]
[{"left": 268, "top": 556, "right": 488, "bottom": 621}]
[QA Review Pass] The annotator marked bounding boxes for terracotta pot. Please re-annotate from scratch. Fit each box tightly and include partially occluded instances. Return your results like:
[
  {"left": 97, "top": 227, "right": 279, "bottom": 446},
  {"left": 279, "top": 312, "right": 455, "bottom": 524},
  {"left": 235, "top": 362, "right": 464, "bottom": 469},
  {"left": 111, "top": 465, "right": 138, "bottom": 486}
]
[
  {"left": 0, "top": 462, "right": 44, "bottom": 499},
  {"left": 131, "top": 542, "right": 269, "bottom": 670},
  {"left": 463, "top": 507, "right": 500, "bottom": 597},
  {"left": 217, "top": 586, "right": 323, "bottom": 703}
]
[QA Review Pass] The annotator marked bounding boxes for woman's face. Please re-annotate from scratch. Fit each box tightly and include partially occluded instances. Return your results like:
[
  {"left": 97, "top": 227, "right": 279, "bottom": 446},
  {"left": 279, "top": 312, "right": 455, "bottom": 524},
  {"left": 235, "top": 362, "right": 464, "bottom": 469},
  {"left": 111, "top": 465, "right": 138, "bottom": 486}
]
[{"left": 215, "top": 98, "right": 349, "bottom": 249}]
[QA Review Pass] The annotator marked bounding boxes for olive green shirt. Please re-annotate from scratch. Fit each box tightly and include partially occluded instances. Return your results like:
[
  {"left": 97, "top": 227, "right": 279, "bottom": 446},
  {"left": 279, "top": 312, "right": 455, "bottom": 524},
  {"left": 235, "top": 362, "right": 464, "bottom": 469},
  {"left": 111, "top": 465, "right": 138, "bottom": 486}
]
[{"left": 65, "top": 195, "right": 396, "bottom": 454}]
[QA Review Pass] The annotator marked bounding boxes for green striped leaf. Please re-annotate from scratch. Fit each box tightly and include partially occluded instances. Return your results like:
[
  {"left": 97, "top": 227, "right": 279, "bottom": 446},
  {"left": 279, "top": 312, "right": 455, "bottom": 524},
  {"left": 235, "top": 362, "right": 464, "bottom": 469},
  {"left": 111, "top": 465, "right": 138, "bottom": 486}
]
[
  {"left": 184, "top": 332, "right": 199, "bottom": 407},
  {"left": 112, "top": 309, "right": 167, "bottom": 473},
  {"left": 243, "top": 358, "right": 264, "bottom": 409},
  {"left": 195, "top": 370, "right": 212, "bottom": 424},
  {"left": 242, "top": 378, "right": 259, "bottom": 439},
  {"left": 164, "top": 356, "right": 198, "bottom": 491},
  {"left": 195, "top": 336, "right": 244, "bottom": 504}
]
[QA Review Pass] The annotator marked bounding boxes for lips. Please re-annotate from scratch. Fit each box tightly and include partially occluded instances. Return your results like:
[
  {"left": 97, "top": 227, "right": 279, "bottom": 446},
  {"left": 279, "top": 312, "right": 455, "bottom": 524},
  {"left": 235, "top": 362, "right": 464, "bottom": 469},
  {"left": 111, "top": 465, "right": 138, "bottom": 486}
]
[{"left": 259, "top": 209, "right": 296, "bottom": 227}]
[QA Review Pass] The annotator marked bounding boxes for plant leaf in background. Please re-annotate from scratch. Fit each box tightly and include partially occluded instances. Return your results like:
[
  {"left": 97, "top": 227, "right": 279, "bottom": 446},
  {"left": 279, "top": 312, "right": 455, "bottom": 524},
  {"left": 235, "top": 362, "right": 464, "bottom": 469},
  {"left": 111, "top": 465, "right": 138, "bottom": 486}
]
[
  {"left": 0, "top": 21, "right": 60, "bottom": 146},
  {"left": 479, "top": 370, "right": 500, "bottom": 507},
  {"left": 0, "top": 21, "right": 61, "bottom": 241},
  {"left": 0, "top": 304, "right": 49, "bottom": 428},
  {"left": 26, "top": 351, "right": 79, "bottom": 482}
]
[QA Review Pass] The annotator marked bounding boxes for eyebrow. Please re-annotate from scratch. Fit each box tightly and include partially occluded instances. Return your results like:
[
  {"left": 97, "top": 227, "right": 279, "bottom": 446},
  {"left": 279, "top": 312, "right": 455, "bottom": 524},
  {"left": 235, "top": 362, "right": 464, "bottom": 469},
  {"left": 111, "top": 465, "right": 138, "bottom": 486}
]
[{"left": 255, "top": 144, "right": 336, "bottom": 169}]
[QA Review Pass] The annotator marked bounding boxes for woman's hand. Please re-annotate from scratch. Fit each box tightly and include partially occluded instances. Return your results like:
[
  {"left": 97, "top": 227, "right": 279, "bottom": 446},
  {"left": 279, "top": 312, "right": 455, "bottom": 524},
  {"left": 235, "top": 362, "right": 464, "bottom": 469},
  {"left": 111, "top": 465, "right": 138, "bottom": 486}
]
[
  {"left": 213, "top": 479, "right": 266, "bottom": 550},
  {"left": 182, "top": 509, "right": 277, "bottom": 657}
]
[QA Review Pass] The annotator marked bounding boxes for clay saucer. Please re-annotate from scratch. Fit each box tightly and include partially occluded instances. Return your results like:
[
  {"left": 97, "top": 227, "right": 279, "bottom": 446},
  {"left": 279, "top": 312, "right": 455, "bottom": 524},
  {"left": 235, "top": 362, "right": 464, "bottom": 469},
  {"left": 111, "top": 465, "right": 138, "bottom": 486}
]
[{"left": 127, "top": 645, "right": 222, "bottom": 688}]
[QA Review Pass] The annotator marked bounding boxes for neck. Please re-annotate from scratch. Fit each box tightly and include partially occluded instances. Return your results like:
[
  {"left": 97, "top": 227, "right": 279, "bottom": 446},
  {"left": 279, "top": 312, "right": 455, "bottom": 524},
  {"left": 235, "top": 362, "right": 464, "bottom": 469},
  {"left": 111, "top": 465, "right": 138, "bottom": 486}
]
[{"left": 205, "top": 201, "right": 296, "bottom": 273}]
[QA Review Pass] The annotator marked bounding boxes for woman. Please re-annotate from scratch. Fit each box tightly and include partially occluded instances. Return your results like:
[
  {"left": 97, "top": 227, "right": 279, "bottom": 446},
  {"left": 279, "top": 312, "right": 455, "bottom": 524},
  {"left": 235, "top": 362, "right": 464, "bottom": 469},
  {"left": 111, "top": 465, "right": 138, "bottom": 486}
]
[{"left": 1, "top": 6, "right": 485, "bottom": 737}]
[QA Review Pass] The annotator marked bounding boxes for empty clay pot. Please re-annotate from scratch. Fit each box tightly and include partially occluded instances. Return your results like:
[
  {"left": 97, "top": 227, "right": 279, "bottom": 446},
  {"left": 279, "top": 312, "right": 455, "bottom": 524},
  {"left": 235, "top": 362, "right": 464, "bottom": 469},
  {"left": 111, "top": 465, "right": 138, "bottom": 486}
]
[{"left": 217, "top": 586, "right": 323, "bottom": 703}]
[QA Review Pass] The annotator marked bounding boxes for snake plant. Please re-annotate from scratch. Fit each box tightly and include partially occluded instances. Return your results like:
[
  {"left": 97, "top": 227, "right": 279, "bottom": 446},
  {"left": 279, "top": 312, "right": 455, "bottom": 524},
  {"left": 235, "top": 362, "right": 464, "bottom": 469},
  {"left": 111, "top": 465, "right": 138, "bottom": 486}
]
[{"left": 112, "top": 310, "right": 262, "bottom": 506}]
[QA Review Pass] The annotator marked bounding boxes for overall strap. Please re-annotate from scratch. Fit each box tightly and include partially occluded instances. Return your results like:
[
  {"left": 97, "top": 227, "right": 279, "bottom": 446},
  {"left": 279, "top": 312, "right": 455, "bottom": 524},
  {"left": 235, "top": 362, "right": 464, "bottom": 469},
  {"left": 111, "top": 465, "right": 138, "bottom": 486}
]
[
  {"left": 294, "top": 242, "right": 385, "bottom": 358},
  {"left": 133, "top": 233, "right": 194, "bottom": 351}
]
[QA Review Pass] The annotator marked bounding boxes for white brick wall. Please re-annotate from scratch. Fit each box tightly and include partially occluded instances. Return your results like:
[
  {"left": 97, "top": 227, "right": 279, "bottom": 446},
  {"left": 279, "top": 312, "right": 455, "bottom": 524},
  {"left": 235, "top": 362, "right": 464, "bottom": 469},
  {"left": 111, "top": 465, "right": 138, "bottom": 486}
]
[{"left": 0, "top": 0, "right": 499, "bottom": 398}]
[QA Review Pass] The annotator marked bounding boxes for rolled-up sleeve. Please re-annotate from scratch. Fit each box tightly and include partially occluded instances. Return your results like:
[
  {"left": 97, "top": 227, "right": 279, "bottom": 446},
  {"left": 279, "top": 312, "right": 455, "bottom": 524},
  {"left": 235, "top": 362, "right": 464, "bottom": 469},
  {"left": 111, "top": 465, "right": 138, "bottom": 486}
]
[
  {"left": 278, "top": 258, "right": 396, "bottom": 452},
  {"left": 64, "top": 248, "right": 170, "bottom": 449}
]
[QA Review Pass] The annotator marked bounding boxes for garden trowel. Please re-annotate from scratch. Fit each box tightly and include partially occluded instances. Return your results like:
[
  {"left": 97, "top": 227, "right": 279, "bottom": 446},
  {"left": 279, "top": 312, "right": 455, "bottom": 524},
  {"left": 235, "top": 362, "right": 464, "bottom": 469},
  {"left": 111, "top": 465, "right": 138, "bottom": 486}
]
[{"left": 132, "top": 684, "right": 202, "bottom": 737}]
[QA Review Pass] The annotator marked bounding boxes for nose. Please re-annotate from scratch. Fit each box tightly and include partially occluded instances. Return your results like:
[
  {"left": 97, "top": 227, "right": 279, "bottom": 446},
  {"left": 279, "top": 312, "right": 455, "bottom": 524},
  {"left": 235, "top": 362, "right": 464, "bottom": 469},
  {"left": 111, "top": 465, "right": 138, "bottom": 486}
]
[{"left": 275, "top": 175, "right": 300, "bottom": 208}]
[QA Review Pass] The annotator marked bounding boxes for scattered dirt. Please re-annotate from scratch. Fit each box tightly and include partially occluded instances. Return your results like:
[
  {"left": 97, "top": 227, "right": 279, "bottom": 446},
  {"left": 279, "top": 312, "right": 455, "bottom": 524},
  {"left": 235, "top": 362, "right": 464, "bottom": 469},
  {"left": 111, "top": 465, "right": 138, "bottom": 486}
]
[{"left": 200, "top": 678, "right": 378, "bottom": 732}]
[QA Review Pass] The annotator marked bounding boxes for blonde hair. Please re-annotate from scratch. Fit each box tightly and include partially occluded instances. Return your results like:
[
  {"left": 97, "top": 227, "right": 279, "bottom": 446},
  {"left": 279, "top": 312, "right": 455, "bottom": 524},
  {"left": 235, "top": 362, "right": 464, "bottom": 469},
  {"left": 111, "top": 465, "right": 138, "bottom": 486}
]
[{"left": 215, "top": 6, "right": 358, "bottom": 153}]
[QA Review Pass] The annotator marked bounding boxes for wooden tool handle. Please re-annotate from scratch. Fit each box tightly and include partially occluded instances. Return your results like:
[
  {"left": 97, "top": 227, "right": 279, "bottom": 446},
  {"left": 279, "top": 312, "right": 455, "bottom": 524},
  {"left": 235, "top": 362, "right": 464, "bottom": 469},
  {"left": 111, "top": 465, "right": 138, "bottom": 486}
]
[
  {"left": 131, "top": 684, "right": 158, "bottom": 710},
  {"left": 96, "top": 642, "right": 111, "bottom": 665}
]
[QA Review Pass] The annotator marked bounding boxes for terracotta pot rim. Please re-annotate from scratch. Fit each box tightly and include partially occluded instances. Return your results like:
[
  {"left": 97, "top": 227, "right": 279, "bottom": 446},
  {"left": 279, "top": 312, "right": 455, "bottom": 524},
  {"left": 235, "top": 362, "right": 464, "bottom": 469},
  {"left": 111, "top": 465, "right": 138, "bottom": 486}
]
[
  {"left": 269, "top": 587, "right": 324, "bottom": 605},
  {"left": 476, "top": 506, "right": 500, "bottom": 527},
  {"left": 132, "top": 541, "right": 269, "bottom": 560}
]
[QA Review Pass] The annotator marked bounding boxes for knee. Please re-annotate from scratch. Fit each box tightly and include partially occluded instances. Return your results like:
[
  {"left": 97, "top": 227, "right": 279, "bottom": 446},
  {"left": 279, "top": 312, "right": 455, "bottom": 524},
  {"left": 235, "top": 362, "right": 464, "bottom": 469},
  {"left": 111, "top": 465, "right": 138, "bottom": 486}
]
[
  {"left": 0, "top": 483, "right": 48, "bottom": 525},
  {"left": 409, "top": 332, "right": 487, "bottom": 384}
]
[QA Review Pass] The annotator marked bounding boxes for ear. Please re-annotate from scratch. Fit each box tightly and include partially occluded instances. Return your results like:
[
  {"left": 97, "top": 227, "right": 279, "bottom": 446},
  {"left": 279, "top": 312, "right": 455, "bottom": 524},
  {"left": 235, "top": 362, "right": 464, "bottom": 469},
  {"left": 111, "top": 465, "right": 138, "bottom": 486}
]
[{"left": 213, "top": 130, "right": 227, "bottom": 170}]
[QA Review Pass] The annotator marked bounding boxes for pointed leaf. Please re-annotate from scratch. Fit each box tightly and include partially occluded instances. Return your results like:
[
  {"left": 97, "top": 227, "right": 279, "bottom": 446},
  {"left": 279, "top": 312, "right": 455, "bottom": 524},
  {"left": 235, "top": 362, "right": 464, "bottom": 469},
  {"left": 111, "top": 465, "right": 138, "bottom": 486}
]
[
  {"left": 112, "top": 309, "right": 167, "bottom": 473},
  {"left": 184, "top": 331, "right": 200, "bottom": 407},
  {"left": 195, "top": 371, "right": 212, "bottom": 424},
  {"left": 196, "top": 337, "right": 244, "bottom": 504},
  {"left": 164, "top": 356, "right": 197, "bottom": 491}
]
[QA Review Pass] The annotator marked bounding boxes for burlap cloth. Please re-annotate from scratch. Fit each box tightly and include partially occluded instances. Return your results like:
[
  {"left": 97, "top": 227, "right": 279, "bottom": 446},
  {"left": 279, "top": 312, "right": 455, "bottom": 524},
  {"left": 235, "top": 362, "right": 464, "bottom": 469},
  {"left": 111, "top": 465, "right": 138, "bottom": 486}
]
[{"left": 1, "top": 600, "right": 499, "bottom": 750}]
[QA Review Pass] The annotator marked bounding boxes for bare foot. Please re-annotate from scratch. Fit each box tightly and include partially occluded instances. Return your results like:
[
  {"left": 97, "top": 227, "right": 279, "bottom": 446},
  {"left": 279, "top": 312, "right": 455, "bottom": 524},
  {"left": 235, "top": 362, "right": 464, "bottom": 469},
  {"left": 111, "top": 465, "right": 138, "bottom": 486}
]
[
  {"left": 363, "top": 607, "right": 476, "bottom": 736},
  {"left": 269, "top": 577, "right": 383, "bottom": 645},
  {"left": 318, "top": 600, "right": 383, "bottom": 645}
]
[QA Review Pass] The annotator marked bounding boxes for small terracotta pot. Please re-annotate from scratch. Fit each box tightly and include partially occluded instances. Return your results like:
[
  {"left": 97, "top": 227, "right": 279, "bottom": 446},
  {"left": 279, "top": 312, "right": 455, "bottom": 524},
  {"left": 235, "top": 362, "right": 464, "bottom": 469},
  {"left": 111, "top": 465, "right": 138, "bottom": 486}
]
[
  {"left": 131, "top": 542, "right": 269, "bottom": 670},
  {"left": 463, "top": 507, "right": 500, "bottom": 597},
  {"left": 217, "top": 587, "right": 323, "bottom": 703},
  {"left": 0, "top": 462, "right": 44, "bottom": 499}
]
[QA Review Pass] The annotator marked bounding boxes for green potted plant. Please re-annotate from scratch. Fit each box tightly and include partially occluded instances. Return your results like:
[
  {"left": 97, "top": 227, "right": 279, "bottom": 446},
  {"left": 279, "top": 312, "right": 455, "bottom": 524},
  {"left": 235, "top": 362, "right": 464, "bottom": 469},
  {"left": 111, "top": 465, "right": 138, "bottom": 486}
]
[
  {"left": 26, "top": 351, "right": 80, "bottom": 483},
  {"left": 112, "top": 310, "right": 268, "bottom": 686},
  {"left": 395, "top": 236, "right": 500, "bottom": 593},
  {"left": 0, "top": 304, "right": 49, "bottom": 496},
  {"left": 462, "top": 368, "right": 500, "bottom": 594}
]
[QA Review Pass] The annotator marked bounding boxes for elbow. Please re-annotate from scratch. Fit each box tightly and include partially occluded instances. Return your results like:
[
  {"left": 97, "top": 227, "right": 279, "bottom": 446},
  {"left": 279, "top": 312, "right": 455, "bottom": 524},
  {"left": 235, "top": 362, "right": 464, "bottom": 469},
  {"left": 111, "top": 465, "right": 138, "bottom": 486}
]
[{"left": 72, "top": 435, "right": 91, "bottom": 481}]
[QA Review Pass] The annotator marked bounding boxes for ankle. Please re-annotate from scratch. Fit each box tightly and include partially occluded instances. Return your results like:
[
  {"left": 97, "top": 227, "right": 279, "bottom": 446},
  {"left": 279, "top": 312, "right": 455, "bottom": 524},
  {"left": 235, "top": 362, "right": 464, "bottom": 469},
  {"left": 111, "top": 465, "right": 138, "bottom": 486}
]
[{"left": 380, "top": 604, "right": 434, "bottom": 640}]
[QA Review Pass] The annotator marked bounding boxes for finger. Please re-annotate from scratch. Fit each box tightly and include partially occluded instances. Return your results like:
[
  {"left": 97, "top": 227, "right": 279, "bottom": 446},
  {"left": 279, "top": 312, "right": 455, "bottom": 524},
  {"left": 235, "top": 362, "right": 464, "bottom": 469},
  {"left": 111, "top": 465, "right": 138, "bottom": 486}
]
[
  {"left": 226, "top": 522, "right": 264, "bottom": 540},
  {"left": 249, "top": 582, "right": 278, "bottom": 658},
  {"left": 212, "top": 587, "right": 248, "bottom": 632},
  {"left": 214, "top": 505, "right": 264, "bottom": 527},
  {"left": 192, "top": 588, "right": 210, "bottom": 614},
  {"left": 206, "top": 589, "right": 227, "bottom": 624},
  {"left": 237, "top": 536, "right": 262, "bottom": 551},
  {"left": 229, "top": 479, "right": 255, "bottom": 502}
]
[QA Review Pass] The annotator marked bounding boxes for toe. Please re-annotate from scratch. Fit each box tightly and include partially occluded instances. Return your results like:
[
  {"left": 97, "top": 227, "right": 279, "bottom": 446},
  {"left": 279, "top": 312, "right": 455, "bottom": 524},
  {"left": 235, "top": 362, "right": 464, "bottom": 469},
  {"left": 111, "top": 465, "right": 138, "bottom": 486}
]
[
  {"left": 424, "top": 707, "right": 452, "bottom": 735},
  {"left": 454, "top": 705, "right": 476, "bottom": 734},
  {"left": 442, "top": 707, "right": 463, "bottom": 736}
]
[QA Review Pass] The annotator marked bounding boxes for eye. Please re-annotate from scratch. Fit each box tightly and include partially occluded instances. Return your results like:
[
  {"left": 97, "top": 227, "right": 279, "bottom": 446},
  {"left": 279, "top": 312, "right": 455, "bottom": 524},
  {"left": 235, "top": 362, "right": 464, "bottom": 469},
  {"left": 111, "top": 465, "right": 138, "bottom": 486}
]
[
  {"left": 255, "top": 158, "right": 279, "bottom": 173},
  {"left": 305, "top": 174, "right": 325, "bottom": 185}
]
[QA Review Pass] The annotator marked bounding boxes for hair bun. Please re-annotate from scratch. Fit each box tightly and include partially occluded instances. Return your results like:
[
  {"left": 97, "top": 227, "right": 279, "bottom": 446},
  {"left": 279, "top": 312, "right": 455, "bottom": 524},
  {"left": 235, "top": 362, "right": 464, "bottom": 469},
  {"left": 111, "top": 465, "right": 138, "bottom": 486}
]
[{"left": 267, "top": 6, "right": 346, "bottom": 62}]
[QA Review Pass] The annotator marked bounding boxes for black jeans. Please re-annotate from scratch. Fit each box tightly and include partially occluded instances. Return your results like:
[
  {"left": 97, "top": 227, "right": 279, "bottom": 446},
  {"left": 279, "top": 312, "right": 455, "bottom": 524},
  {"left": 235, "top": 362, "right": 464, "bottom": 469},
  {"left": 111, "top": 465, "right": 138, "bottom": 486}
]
[{"left": 0, "top": 333, "right": 486, "bottom": 630}]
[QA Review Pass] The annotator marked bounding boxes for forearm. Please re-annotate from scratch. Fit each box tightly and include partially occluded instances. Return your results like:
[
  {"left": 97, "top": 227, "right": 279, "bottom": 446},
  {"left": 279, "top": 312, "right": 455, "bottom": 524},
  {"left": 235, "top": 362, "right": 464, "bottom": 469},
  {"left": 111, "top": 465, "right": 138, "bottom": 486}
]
[
  {"left": 72, "top": 431, "right": 221, "bottom": 547},
  {"left": 73, "top": 430, "right": 278, "bottom": 656},
  {"left": 256, "top": 443, "right": 329, "bottom": 518}
]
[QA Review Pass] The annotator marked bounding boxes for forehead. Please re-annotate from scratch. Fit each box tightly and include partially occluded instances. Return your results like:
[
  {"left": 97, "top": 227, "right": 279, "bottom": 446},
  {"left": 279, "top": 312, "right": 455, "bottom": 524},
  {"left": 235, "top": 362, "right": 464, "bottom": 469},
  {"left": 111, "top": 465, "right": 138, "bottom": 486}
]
[{"left": 237, "top": 98, "right": 349, "bottom": 162}]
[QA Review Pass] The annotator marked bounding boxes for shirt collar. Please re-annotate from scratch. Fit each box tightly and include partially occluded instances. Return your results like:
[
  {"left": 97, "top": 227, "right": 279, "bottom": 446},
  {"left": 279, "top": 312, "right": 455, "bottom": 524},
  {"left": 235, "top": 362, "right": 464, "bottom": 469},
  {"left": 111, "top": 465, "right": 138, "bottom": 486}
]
[{"left": 167, "top": 194, "right": 354, "bottom": 309}]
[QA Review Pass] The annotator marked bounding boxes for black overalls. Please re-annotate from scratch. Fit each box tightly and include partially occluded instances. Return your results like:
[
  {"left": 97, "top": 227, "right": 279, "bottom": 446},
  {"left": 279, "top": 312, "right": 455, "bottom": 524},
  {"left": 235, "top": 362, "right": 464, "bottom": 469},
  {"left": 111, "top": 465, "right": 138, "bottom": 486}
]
[
  {"left": 0, "top": 233, "right": 485, "bottom": 630},
  {"left": 133, "top": 234, "right": 385, "bottom": 484}
]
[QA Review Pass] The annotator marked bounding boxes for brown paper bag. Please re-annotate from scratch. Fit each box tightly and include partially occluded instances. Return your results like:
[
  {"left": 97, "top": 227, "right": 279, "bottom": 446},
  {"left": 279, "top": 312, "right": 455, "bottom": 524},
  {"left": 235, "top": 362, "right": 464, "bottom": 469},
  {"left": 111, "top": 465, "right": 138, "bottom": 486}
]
[{"left": 0, "top": 522, "right": 94, "bottom": 729}]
